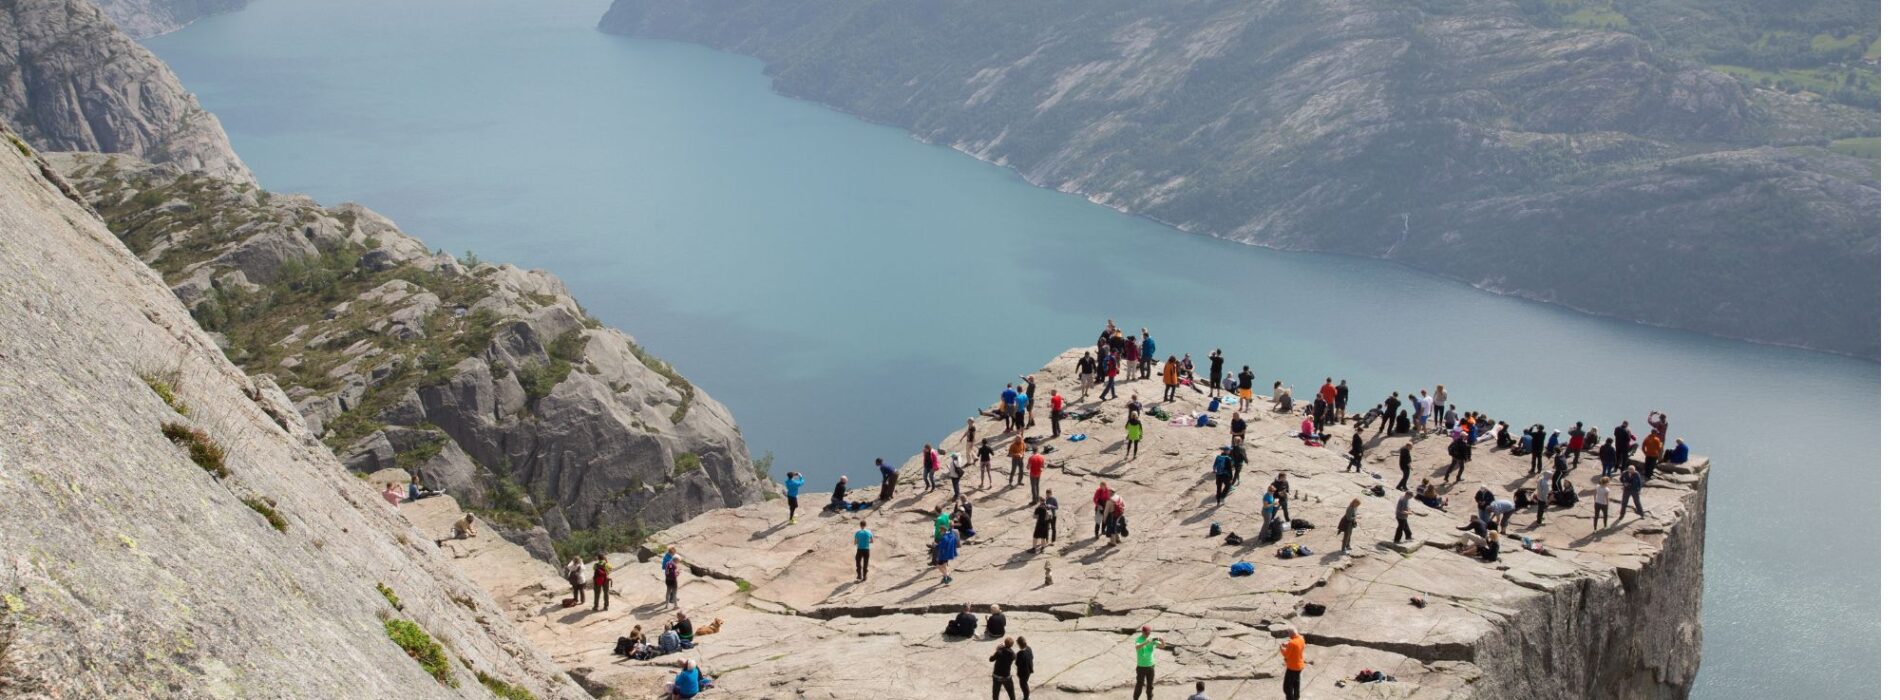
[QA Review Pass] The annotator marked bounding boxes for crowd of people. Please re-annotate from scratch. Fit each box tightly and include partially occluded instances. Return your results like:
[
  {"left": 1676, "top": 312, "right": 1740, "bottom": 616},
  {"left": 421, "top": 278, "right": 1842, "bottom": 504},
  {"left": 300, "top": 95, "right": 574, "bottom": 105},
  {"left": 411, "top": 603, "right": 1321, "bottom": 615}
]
[{"left": 563, "top": 318, "right": 1689, "bottom": 699}]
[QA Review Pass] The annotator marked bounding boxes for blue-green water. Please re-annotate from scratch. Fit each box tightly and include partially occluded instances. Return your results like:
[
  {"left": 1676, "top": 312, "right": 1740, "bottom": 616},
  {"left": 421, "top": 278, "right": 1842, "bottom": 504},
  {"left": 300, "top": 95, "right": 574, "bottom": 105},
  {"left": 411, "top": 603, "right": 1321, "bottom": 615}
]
[{"left": 147, "top": 0, "right": 1876, "bottom": 696}]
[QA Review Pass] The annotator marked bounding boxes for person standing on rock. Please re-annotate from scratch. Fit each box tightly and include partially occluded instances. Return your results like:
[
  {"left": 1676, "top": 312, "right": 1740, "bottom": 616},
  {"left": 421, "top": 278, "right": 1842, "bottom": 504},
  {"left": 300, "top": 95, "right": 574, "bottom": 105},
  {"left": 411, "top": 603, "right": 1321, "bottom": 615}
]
[
  {"left": 1229, "top": 442, "right": 1249, "bottom": 483},
  {"left": 1020, "top": 376, "right": 1039, "bottom": 425},
  {"left": 1597, "top": 438, "right": 1618, "bottom": 478},
  {"left": 1613, "top": 420, "right": 1635, "bottom": 471},
  {"left": 1380, "top": 392, "right": 1401, "bottom": 435},
  {"left": 1228, "top": 412, "right": 1246, "bottom": 449},
  {"left": 1393, "top": 490, "right": 1414, "bottom": 544},
  {"left": 1015, "top": 636, "right": 1035, "bottom": 699},
  {"left": 1009, "top": 432, "right": 1028, "bottom": 486},
  {"left": 1528, "top": 423, "right": 1546, "bottom": 474},
  {"left": 1125, "top": 412, "right": 1144, "bottom": 459},
  {"left": 853, "top": 520, "right": 874, "bottom": 582},
  {"left": 877, "top": 458, "right": 898, "bottom": 501},
  {"left": 1027, "top": 452, "right": 1046, "bottom": 505},
  {"left": 935, "top": 523, "right": 960, "bottom": 585},
  {"left": 1647, "top": 411, "right": 1670, "bottom": 447},
  {"left": 1139, "top": 330, "right": 1157, "bottom": 379},
  {"left": 965, "top": 418, "right": 979, "bottom": 460},
  {"left": 1001, "top": 384, "right": 1019, "bottom": 424},
  {"left": 784, "top": 471, "right": 805, "bottom": 524},
  {"left": 1212, "top": 446, "right": 1235, "bottom": 507},
  {"left": 1592, "top": 476, "right": 1611, "bottom": 530},
  {"left": 662, "top": 545, "right": 682, "bottom": 607},
  {"left": 1237, "top": 365, "right": 1256, "bottom": 412},
  {"left": 1347, "top": 428, "right": 1364, "bottom": 472},
  {"left": 990, "top": 636, "right": 1019, "bottom": 700},
  {"left": 1618, "top": 465, "right": 1646, "bottom": 519},
  {"left": 564, "top": 556, "right": 585, "bottom": 605},
  {"left": 1337, "top": 498, "right": 1360, "bottom": 553},
  {"left": 591, "top": 554, "right": 612, "bottom": 611},
  {"left": 1334, "top": 379, "right": 1349, "bottom": 418},
  {"left": 1206, "top": 349, "right": 1224, "bottom": 397},
  {"left": 1049, "top": 390, "right": 1065, "bottom": 439},
  {"left": 1280, "top": 625, "right": 1306, "bottom": 700},
  {"left": 922, "top": 444, "right": 941, "bottom": 493},
  {"left": 1432, "top": 385, "right": 1448, "bottom": 427},
  {"left": 1271, "top": 473, "right": 1293, "bottom": 524},
  {"left": 1099, "top": 352, "right": 1120, "bottom": 400},
  {"left": 1261, "top": 488, "right": 1282, "bottom": 543},
  {"left": 1396, "top": 443, "right": 1413, "bottom": 491},
  {"left": 947, "top": 452, "right": 965, "bottom": 501},
  {"left": 1093, "top": 482, "right": 1113, "bottom": 538},
  {"left": 1131, "top": 625, "right": 1161, "bottom": 700},
  {"left": 1535, "top": 470, "right": 1552, "bottom": 525},
  {"left": 1077, "top": 351, "right": 1096, "bottom": 398},
  {"left": 1161, "top": 356, "right": 1179, "bottom": 402},
  {"left": 1641, "top": 430, "right": 1663, "bottom": 480}
]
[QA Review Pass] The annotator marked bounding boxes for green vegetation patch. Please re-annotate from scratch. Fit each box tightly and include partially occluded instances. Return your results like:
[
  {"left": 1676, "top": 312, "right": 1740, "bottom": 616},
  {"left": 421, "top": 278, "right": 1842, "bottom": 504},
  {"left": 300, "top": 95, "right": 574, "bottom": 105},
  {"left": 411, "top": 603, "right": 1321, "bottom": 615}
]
[
  {"left": 242, "top": 497, "right": 288, "bottom": 532},
  {"left": 142, "top": 373, "right": 189, "bottom": 416},
  {"left": 477, "top": 672, "right": 537, "bottom": 700},
  {"left": 161, "top": 422, "right": 229, "bottom": 478},
  {"left": 629, "top": 343, "right": 697, "bottom": 424},
  {"left": 383, "top": 618, "right": 455, "bottom": 687},
  {"left": 1828, "top": 137, "right": 1879, "bottom": 160},
  {"left": 554, "top": 525, "right": 647, "bottom": 562},
  {"left": 673, "top": 452, "right": 701, "bottom": 476},
  {"left": 376, "top": 582, "right": 404, "bottom": 610}
]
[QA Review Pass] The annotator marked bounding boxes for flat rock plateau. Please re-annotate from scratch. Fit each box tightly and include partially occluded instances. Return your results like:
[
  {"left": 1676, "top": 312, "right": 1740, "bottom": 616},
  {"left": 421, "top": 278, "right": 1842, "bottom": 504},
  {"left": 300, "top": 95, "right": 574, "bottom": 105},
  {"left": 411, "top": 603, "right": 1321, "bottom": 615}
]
[{"left": 418, "top": 350, "right": 1709, "bottom": 699}]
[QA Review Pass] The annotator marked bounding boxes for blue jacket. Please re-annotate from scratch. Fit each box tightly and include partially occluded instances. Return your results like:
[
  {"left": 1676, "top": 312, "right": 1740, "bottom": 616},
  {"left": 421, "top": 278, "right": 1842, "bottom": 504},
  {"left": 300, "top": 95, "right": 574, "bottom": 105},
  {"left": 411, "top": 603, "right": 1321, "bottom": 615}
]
[
  {"left": 1212, "top": 454, "right": 1232, "bottom": 476},
  {"left": 1002, "top": 388, "right": 1018, "bottom": 405},
  {"left": 1141, "top": 337, "right": 1156, "bottom": 360},
  {"left": 1667, "top": 443, "right": 1689, "bottom": 464},
  {"left": 785, "top": 476, "right": 805, "bottom": 498},
  {"left": 673, "top": 667, "right": 702, "bottom": 695}
]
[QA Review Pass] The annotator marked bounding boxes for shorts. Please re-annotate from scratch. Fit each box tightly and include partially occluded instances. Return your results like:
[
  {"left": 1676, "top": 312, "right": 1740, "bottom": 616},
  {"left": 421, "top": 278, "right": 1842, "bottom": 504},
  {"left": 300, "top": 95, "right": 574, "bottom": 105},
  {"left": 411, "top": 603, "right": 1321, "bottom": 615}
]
[
  {"left": 1239, "top": 388, "right": 1254, "bottom": 399},
  {"left": 788, "top": 496, "right": 799, "bottom": 509}
]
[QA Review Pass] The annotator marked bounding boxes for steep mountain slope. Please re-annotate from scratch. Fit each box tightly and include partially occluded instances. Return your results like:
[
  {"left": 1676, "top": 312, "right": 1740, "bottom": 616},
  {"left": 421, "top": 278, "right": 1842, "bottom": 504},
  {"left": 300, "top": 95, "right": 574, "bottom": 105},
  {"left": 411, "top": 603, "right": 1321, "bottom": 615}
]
[
  {"left": 87, "top": 0, "right": 247, "bottom": 38},
  {"left": 0, "top": 0, "right": 250, "bottom": 181},
  {"left": 0, "top": 130, "right": 583, "bottom": 699},
  {"left": 49, "top": 153, "right": 766, "bottom": 555},
  {"left": 600, "top": 0, "right": 1880, "bottom": 357}
]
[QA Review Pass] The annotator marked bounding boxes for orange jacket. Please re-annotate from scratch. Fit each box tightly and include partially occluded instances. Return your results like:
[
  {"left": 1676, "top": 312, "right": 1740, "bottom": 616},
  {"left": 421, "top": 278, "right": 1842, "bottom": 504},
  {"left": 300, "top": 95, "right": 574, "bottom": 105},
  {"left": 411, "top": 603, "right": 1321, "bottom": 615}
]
[
  {"left": 1163, "top": 361, "right": 1179, "bottom": 385},
  {"left": 1281, "top": 634, "right": 1305, "bottom": 671},
  {"left": 1642, "top": 434, "right": 1664, "bottom": 458}
]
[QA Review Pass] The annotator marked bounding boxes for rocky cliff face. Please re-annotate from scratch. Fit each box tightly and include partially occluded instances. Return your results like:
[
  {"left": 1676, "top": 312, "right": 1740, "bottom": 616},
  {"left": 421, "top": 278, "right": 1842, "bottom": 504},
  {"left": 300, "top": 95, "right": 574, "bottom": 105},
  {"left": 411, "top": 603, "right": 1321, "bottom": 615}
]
[
  {"left": 0, "top": 0, "right": 251, "bottom": 181},
  {"left": 0, "top": 129, "right": 585, "bottom": 699},
  {"left": 600, "top": 0, "right": 1879, "bottom": 357},
  {"left": 429, "top": 349, "right": 1709, "bottom": 698},
  {"left": 50, "top": 153, "right": 764, "bottom": 556},
  {"left": 87, "top": 0, "right": 247, "bottom": 38}
]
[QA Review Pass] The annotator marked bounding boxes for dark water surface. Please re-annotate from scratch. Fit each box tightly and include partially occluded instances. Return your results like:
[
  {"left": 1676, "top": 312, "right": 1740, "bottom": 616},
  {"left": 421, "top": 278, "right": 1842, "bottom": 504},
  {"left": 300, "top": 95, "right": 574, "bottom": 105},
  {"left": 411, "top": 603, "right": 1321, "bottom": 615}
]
[{"left": 147, "top": 1, "right": 1878, "bottom": 696}]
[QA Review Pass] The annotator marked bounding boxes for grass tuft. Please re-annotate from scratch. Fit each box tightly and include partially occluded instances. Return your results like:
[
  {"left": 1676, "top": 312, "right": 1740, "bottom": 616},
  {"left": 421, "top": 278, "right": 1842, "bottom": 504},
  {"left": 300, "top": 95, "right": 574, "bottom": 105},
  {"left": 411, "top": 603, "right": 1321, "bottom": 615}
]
[
  {"left": 161, "top": 422, "right": 229, "bottom": 478},
  {"left": 242, "top": 497, "right": 288, "bottom": 532},
  {"left": 384, "top": 618, "right": 455, "bottom": 687}
]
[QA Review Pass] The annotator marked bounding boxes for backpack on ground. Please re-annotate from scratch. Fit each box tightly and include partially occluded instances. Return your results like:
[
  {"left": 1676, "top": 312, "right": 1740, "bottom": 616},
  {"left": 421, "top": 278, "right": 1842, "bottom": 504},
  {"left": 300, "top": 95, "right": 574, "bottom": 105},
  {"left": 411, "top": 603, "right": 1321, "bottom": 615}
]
[
  {"left": 1302, "top": 602, "right": 1327, "bottom": 616},
  {"left": 1223, "top": 532, "right": 1243, "bottom": 546},
  {"left": 1208, "top": 521, "right": 1222, "bottom": 537},
  {"left": 1290, "top": 518, "right": 1315, "bottom": 531},
  {"left": 1229, "top": 562, "right": 1255, "bottom": 576}
]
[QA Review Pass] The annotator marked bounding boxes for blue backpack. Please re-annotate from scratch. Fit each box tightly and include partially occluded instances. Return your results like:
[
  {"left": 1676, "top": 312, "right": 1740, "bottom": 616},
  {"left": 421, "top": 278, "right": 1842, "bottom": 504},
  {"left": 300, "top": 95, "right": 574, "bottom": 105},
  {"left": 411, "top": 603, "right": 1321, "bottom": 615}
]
[{"left": 1229, "top": 562, "right": 1255, "bottom": 576}]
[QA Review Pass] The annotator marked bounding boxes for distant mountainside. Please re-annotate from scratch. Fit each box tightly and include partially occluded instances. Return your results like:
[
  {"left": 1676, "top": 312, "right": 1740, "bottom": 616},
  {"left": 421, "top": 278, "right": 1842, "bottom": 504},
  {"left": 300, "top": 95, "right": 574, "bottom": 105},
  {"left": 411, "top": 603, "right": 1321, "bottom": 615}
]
[
  {"left": 601, "top": 0, "right": 1880, "bottom": 358},
  {"left": 53, "top": 153, "right": 766, "bottom": 559},
  {"left": 88, "top": 0, "right": 246, "bottom": 37},
  {"left": 0, "top": 0, "right": 251, "bottom": 180}
]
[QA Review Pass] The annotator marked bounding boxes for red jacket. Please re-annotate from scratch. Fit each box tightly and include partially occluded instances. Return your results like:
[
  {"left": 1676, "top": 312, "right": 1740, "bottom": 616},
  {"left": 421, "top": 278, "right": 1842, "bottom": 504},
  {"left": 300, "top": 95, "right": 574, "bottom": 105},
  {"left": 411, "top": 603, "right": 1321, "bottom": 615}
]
[{"left": 1027, "top": 454, "right": 1046, "bottom": 477}]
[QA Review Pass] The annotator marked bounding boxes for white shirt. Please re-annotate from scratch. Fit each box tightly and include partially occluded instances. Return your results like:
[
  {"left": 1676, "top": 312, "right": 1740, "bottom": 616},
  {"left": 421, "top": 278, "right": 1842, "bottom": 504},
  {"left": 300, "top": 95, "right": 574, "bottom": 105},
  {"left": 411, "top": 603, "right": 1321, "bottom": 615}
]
[{"left": 1594, "top": 485, "right": 1609, "bottom": 505}]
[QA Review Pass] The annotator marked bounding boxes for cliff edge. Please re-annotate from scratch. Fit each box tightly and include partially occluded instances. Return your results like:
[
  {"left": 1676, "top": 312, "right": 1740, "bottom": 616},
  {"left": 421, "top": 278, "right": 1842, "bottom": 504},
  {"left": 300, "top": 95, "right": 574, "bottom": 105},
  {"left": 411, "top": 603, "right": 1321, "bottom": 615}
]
[{"left": 430, "top": 350, "right": 1708, "bottom": 698}]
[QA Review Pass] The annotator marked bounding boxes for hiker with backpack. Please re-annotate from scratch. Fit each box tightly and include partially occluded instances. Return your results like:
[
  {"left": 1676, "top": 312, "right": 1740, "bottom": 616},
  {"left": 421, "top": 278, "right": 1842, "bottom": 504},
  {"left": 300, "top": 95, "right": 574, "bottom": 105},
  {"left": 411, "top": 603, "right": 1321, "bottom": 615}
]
[
  {"left": 946, "top": 452, "right": 965, "bottom": 500},
  {"left": 662, "top": 545, "right": 683, "bottom": 606},
  {"left": 1212, "top": 446, "right": 1235, "bottom": 507},
  {"left": 591, "top": 554, "right": 612, "bottom": 611}
]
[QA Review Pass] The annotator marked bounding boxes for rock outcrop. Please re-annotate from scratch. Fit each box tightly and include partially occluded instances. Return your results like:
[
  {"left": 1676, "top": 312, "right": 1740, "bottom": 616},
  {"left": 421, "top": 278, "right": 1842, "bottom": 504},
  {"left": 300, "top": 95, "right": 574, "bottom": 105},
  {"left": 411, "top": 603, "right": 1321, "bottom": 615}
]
[
  {"left": 0, "top": 127, "right": 584, "bottom": 698},
  {"left": 50, "top": 152, "right": 764, "bottom": 555},
  {"left": 600, "top": 0, "right": 1879, "bottom": 357},
  {"left": 0, "top": 0, "right": 251, "bottom": 181},
  {"left": 433, "top": 350, "right": 1709, "bottom": 698},
  {"left": 87, "top": 0, "right": 247, "bottom": 38}
]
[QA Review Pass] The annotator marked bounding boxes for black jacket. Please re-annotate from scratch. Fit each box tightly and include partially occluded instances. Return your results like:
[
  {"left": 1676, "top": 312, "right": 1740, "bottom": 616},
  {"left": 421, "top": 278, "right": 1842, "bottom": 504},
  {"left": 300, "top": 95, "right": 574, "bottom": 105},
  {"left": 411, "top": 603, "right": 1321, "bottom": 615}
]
[
  {"left": 1015, "top": 647, "right": 1034, "bottom": 676},
  {"left": 990, "top": 647, "right": 1016, "bottom": 676}
]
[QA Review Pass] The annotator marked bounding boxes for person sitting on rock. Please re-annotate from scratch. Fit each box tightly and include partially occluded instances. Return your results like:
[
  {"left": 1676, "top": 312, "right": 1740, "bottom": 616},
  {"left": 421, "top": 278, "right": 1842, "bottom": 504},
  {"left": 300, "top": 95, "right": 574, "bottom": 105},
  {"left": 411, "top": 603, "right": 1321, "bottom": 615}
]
[
  {"left": 985, "top": 604, "right": 1008, "bottom": 638},
  {"left": 673, "top": 611, "right": 696, "bottom": 649},
  {"left": 955, "top": 497, "right": 976, "bottom": 540},
  {"left": 668, "top": 659, "right": 707, "bottom": 699},
  {"left": 614, "top": 624, "right": 648, "bottom": 659},
  {"left": 828, "top": 476, "right": 849, "bottom": 512},
  {"left": 1456, "top": 514, "right": 1490, "bottom": 549},
  {"left": 1416, "top": 481, "right": 1443, "bottom": 510},
  {"left": 946, "top": 604, "right": 979, "bottom": 638},
  {"left": 657, "top": 626, "right": 682, "bottom": 656},
  {"left": 381, "top": 482, "right": 403, "bottom": 507},
  {"left": 451, "top": 514, "right": 476, "bottom": 540}
]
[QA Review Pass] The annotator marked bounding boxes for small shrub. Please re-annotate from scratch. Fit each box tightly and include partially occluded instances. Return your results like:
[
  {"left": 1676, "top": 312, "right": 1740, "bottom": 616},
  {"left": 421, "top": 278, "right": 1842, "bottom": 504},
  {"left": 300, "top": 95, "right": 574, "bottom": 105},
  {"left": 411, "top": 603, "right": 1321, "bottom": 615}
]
[
  {"left": 673, "top": 452, "right": 701, "bottom": 476},
  {"left": 553, "top": 526, "right": 646, "bottom": 562},
  {"left": 477, "top": 672, "right": 537, "bottom": 700},
  {"left": 242, "top": 497, "right": 288, "bottom": 532},
  {"left": 516, "top": 360, "right": 572, "bottom": 403},
  {"left": 384, "top": 618, "right": 455, "bottom": 687},
  {"left": 161, "top": 422, "right": 229, "bottom": 478},
  {"left": 141, "top": 374, "right": 189, "bottom": 415},
  {"left": 376, "top": 582, "right": 404, "bottom": 610}
]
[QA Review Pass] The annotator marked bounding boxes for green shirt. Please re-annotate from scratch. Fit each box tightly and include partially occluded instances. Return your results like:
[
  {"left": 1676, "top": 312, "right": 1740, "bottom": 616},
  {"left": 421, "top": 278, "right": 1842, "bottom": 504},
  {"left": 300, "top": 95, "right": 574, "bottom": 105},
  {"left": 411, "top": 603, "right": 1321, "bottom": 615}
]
[
  {"left": 935, "top": 512, "right": 951, "bottom": 537},
  {"left": 1134, "top": 634, "right": 1158, "bottom": 667}
]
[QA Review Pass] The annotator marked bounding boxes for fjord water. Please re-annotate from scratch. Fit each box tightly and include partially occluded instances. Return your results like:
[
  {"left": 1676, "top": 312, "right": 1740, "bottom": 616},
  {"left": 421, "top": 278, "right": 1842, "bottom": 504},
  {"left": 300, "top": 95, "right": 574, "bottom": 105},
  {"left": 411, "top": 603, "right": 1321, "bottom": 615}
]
[{"left": 147, "top": 0, "right": 1875, "bottom": 696}]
